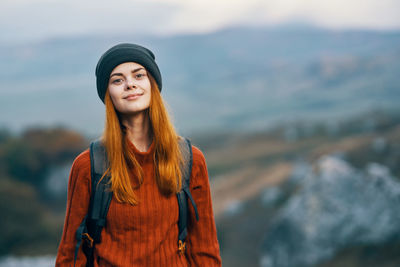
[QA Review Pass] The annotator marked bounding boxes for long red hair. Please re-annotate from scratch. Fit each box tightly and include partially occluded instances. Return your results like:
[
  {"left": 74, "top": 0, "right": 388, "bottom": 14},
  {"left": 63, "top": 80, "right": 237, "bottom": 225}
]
[{"left": 101, "top": 73, "right": 183, "bottom": 205}]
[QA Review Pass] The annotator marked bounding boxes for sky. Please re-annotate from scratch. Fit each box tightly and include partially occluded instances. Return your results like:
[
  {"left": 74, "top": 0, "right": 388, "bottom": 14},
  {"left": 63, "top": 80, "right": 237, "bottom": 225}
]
[{"left": 0, "top": 0, "right": 400, "bottom": 44}]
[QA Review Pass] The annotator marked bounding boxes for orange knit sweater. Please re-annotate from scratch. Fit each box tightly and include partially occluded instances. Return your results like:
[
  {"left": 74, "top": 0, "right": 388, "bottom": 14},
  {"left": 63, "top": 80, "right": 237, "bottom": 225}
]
[{"left": 55, "top": 139, "right": 221, "bottom": 266}]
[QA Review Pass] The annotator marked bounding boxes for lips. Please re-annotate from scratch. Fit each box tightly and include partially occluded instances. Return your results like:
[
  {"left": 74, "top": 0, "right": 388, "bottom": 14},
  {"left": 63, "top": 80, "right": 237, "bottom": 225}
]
[{"left": 123, "top": 93, "right": 143, "bottom": 99}]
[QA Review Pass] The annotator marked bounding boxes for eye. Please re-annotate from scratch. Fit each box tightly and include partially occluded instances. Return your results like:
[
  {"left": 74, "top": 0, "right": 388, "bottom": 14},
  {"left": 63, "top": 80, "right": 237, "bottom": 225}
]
[
  {"left": 136, "top": 73, "right": 146, "bottom": 79},
  {"left": 112, "top": 78, "right": 123, "bottom": 84}
]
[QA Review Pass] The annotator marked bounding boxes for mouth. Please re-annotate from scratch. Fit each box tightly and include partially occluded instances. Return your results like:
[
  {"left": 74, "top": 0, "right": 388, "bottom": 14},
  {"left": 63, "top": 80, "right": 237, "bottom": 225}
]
[{"left": 123, "top": 93, "right": 144, "bottom": 100}]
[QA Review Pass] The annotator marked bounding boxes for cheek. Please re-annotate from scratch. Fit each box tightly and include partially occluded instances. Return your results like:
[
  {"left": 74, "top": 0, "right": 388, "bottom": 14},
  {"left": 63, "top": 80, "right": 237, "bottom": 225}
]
[
  {"left": 108, "top": 92, "right": 119, "bottom": 106},
  {"left": 108, "top": 86, "right": 117, "bottom": 99},
  {"left": 141, "top": 81, "right": 151, "bottom": 102},
  {"left": 139, "top": 79, "right": 151, "bottom": 91},
  {"left": 145, "top": 94, "right": 151, "bottom": 105},
  {"left": 108, "top": 86, "right": 123, "bottom": 100},
  {"left": 107, "top": 88, "right": 123, "bottom": 110}
]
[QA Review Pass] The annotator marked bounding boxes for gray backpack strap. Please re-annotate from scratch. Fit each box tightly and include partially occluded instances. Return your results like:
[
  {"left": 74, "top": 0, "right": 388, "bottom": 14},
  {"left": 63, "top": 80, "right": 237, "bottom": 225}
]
[
  {"left": 177, "top": 137, "right": 199, "bottom": 255},
  {"left": 87, "top": 139, "right": 112, "bottom": 243},
  {"left": 74, "top": 139, "right": 112, "bottom": 267}
]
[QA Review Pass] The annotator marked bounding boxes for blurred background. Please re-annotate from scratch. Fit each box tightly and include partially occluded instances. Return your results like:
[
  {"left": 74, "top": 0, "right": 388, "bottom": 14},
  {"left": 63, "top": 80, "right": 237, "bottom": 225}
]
[{"left": 1, "top": 0, "right": 400, "bottom": 266}]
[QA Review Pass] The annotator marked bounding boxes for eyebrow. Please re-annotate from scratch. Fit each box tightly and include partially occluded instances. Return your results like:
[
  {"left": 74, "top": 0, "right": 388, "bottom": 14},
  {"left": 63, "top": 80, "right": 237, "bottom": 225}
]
[{"left": 110, "top": 67, "right": 145, "bottom": 78}]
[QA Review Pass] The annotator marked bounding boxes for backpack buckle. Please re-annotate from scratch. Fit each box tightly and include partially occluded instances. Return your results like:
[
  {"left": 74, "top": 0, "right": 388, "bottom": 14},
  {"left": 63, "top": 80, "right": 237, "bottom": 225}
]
[
  {"left": 82, "top": 233, "right": 94, "bottom": 248},
  {"left": 178, "top": 240, "right": 186, "bottom": 255}
]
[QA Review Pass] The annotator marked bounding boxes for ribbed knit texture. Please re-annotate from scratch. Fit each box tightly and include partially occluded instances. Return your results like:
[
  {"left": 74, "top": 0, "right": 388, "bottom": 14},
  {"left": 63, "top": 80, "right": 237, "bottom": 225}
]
[{"left": 55, "top": 139, "right": 221, "bottom": 267}]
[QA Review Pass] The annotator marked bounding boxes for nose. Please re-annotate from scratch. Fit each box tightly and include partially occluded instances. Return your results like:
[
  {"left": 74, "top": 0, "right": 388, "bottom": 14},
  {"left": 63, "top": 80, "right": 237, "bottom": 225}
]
[{"left": 126, "top": 78, "right": 137, "bottom": 90}]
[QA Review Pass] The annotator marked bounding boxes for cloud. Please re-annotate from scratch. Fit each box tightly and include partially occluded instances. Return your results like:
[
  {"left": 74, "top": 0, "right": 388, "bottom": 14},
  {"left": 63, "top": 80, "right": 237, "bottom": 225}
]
[
  {"left": 258, "top": 0, "right": 400, "bottom": 30},
  {"left": 0, "top": 0, "right": 179, "bottom": 43},
  {"left": 0, "top": 0, "right": 399, "bottom": 44}
]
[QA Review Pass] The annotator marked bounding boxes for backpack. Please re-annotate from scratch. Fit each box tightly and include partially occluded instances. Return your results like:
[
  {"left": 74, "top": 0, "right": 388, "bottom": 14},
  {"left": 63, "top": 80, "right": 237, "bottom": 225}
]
[{"left": 73, "top": 137, "right": 199, "bottom": 267}]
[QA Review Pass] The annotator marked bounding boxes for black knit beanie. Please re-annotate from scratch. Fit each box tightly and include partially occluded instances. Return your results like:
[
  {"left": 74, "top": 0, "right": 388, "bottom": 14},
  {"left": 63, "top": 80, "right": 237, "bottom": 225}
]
[{"left": 95, "top": 43, "right": 162, "bottom": 103}]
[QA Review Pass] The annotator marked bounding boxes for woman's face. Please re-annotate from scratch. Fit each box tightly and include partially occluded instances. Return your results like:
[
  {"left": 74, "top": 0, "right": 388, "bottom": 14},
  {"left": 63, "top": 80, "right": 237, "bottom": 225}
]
[{"left": 108, "top": 62, "right": 151, "bottom": 115}]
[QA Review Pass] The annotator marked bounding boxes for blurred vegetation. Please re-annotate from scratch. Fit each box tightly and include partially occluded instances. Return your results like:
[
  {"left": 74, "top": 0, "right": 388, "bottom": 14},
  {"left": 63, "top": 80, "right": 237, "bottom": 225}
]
[
  {"left": 0, "top": 127, "right": 88, "bottom": 256},
  {"left": 0, "top": 127, "right": 87, "bottom": 187}
]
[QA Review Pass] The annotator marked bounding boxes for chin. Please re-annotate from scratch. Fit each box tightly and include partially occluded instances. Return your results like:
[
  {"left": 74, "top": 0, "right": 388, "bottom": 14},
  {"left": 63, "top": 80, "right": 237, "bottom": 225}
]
[{"left": 121, "top": 107, "right": 150, "bottom": 116}]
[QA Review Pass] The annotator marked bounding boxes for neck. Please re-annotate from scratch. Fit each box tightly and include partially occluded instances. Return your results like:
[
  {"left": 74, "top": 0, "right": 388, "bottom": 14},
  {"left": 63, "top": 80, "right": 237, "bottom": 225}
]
[{"left": 120, "top": 110, "right": 153, "bottom": 152}]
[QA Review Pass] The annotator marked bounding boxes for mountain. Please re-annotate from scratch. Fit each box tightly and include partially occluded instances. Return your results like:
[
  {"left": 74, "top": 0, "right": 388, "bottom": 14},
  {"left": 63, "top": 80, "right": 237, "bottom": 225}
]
[
  {"left": 204, "top": 110, "right": 400, "bottom": 267},
  {"left": 0, "top": 25, "right": 399, "bottom": 137}
]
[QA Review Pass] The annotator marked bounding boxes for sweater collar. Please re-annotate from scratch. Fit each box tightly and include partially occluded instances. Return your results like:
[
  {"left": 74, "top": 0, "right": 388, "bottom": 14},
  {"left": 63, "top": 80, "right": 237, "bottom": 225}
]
[{"left": 126, "top": 138, "right": 155, "bottom": 161}]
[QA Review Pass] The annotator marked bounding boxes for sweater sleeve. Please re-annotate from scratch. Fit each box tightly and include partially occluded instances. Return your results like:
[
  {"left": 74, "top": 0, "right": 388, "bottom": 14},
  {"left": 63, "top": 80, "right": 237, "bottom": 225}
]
[
  {"left": 185, "top": 146, "right": 222, "bottom": 266},
  {"left": 55, "top": 149, "right": 91, "bottom": 267}
]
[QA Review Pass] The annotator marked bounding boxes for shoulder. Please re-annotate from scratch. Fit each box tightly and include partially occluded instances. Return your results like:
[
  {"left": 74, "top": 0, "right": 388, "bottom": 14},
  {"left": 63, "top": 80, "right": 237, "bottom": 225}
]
[
  {"left": 68, "top": 148, "right": 91, "bottom": 187},
  {"left": 190, "top": 145, "right": 209, "bottom": 186},
  {"left": 71, "top": 148, "right": 91, "bottom": 172},
  {"left": 66, "top": 148, "right": 91, "bottom": 191},
  {"left": 188, "top": 145, "right": 212, "bottom": 192},
  {"left": 191, "top": 145, "right": 207, "bottom": 167}
]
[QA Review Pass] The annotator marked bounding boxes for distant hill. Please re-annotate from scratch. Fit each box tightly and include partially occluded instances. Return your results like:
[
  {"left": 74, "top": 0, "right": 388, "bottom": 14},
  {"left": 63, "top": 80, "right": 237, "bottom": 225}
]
[
  {"left": 0, "top": 25, "right": 399, "bottom": 137},
  {"left": 202, "top": 109, "right": 400, "bottom": 267}
]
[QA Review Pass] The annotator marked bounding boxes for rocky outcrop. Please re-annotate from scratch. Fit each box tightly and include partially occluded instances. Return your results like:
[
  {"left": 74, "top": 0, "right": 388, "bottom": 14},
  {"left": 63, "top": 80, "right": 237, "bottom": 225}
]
[{"left": 260, "top": 155, "right": 400, "bottom": 267}]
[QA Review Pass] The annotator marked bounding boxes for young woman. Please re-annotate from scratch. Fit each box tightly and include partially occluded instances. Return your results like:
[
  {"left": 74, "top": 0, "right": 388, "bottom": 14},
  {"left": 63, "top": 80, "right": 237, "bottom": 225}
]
[{"left": 56, "top": 43, "right": 221, "bottom": 266}]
